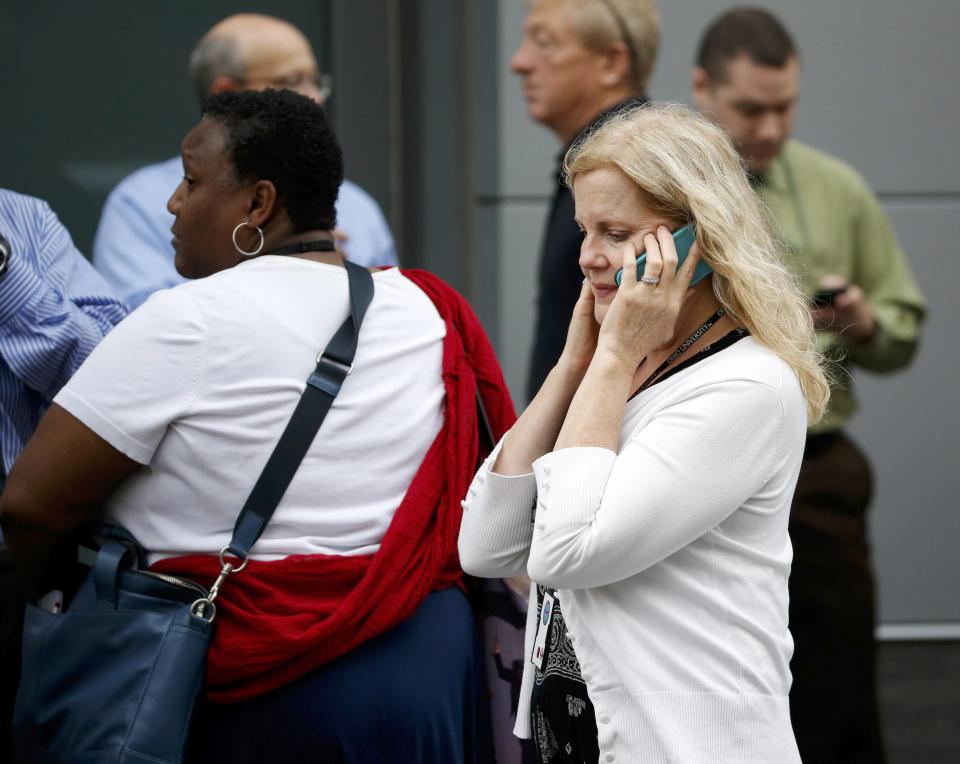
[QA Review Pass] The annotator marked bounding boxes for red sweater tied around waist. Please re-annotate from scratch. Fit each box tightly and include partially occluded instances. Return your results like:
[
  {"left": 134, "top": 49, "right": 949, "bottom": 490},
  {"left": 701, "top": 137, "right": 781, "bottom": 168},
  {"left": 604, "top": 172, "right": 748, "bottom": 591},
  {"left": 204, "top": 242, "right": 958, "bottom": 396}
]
[{"left": 152, "top": 268, "right": 516, "bottom": 703}]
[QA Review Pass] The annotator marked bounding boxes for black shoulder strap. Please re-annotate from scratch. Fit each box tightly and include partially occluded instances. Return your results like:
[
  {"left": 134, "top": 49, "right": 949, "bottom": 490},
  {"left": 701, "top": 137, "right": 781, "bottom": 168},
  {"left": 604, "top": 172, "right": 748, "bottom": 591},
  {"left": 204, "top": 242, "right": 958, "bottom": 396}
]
[
  {"left": 226, "top": 260, "right": 375, "bottom": 559},
  {"left": 476, "top": 388, "right": 496, "bottom": 455}
]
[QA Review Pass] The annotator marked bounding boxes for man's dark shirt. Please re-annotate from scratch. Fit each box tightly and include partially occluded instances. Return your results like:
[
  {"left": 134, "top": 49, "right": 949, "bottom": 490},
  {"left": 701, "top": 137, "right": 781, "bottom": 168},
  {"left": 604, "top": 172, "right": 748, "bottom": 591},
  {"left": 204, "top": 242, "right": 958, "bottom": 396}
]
[{"left": 526, "top": 96, "right": 648, "bottom": 401}]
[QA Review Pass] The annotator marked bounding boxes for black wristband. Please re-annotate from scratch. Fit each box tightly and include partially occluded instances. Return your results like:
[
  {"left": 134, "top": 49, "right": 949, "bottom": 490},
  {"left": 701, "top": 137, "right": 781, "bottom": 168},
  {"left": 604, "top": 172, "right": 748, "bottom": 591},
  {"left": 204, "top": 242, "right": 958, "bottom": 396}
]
[{"left": 0, "top": 234, "right": 11, "bottom": 278}]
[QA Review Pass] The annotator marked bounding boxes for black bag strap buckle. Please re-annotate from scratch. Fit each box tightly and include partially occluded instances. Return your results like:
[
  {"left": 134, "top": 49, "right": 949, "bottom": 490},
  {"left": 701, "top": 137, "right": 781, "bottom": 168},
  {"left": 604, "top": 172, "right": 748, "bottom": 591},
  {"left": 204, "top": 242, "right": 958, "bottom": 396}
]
[{"left": 315, "top": 352, "right": 353, "bottom": 376}]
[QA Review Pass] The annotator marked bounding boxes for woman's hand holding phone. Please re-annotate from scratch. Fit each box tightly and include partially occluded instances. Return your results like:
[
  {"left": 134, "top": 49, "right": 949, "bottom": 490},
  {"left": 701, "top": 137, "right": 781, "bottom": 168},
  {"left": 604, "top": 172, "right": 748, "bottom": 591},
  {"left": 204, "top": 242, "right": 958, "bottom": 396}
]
[
  {"left": 554, "top": 228, "right": 700, "bottom": 455},
  {"left": 614, "top": 223, "right": 708, "bottom": 287},
  {"left": 597, "top": 227, "right": 702, "bottom": 373}
]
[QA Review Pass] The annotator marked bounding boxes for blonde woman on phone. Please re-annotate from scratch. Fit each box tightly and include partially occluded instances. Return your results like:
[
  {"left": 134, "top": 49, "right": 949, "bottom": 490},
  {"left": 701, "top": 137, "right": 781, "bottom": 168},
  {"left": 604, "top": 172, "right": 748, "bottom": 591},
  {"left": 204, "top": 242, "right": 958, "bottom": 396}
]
[{"left": 459, "top": 103, "right": 828, "bottom": 764}]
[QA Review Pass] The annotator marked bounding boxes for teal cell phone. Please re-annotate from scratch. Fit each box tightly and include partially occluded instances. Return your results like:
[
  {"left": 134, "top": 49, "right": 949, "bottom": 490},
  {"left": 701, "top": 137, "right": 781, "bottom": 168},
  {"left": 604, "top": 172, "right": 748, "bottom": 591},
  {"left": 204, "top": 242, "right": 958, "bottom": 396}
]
[{"left": 613, "top": 223, "right": 711, "bottom": 287}]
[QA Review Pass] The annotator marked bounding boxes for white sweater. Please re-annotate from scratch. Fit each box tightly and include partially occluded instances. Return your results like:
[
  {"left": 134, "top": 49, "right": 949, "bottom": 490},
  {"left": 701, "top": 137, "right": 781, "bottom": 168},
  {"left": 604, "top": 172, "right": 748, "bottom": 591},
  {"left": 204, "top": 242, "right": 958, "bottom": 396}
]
[{"left": 459, "top": 338, "right": 805, "bottom": 763}]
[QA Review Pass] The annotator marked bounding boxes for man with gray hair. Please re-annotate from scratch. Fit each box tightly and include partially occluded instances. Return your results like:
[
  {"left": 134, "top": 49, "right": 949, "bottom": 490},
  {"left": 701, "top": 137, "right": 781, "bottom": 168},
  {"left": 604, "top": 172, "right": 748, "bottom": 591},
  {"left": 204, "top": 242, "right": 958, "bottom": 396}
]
[
  {"left": 94, "top": 13, "right": 396, "bottom": 308},
  {"left": 515, "top": 0, "right": 660, "bottom": 400}
]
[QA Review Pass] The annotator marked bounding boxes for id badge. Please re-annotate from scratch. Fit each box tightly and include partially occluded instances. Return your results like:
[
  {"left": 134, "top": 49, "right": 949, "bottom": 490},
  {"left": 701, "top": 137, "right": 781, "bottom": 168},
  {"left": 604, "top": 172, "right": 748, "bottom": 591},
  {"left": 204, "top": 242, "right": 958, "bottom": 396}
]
[{"left": 531, "top": 591, "right": 555, "bottom": 670}]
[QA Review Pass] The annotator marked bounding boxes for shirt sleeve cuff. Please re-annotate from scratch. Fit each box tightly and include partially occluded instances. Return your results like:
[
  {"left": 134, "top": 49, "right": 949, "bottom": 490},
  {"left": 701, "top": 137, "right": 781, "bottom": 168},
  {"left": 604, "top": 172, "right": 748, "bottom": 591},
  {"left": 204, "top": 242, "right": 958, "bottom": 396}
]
[
  {"left": 533, "top": 446, "right": 617, "bottom": 528},
  {"left": 466, "top": 466, "right": 536, "bottom": 550},
  {"left": 844, "top": 313, "right": 918, "bottom": 370},
  {"left": 463, "top": 434, "right": 536, "bottom": 549},
  {"left": 0, "top": 249, "right": 46, "bottom": 326},
  {"left": 54, "top": 387, "right": 155, "bottom": 465}
]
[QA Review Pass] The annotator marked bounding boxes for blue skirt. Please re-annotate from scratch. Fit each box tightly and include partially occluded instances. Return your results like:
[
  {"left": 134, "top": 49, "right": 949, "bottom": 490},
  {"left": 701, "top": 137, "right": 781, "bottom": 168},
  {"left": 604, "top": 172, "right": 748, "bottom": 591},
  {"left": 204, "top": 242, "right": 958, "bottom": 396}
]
[{"left": 188, "top": 587, "right": 492, "bottom": 763}]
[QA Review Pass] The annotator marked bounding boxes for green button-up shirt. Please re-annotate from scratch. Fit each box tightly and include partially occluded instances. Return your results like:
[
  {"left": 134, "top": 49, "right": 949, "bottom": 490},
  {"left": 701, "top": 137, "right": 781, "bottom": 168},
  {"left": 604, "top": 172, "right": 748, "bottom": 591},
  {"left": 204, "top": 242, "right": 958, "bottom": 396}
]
[{"left": 758, "top": 140, "right": 926, "bottom": 433}]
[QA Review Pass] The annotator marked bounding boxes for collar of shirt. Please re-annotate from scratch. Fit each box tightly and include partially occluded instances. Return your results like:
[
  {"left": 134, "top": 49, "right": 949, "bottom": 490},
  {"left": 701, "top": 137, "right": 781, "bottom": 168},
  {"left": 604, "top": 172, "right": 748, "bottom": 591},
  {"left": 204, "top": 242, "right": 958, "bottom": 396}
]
[
  {"left": 552, "top": 95, "right": 650, "bottom": 181},
  {"left": 752, "top": 142, "right": 794, "bottom": 194}
]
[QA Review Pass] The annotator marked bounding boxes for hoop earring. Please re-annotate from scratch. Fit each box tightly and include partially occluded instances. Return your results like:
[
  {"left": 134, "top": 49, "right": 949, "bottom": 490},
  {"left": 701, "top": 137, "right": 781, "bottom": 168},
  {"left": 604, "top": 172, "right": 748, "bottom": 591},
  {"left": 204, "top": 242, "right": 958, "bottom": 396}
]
[{"left": 232, "top": 221, "right": 265, "bottom": 257}]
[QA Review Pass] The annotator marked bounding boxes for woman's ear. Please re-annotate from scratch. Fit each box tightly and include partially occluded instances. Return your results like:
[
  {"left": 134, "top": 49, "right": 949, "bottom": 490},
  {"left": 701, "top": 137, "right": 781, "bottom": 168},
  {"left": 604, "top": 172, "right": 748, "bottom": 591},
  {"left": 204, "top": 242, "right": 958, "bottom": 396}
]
[{"left": 246, "top": 180, "right": 278, "bottom": 229}]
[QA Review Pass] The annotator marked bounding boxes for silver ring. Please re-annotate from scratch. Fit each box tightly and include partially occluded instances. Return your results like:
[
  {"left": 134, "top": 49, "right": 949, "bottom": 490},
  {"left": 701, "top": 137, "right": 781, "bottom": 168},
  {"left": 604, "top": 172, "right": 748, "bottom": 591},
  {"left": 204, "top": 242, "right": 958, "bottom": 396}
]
[
  {"left": 231, "top": 221, "right": 265, "bottom": 257},
  {"left": 190, "top": 598, "right": 217, "bottom": 623},
  {"left": 219, "top": 546, "right": 249, "bottom": 573},
  {"left": 640, "top": 275, "right": 660, "bottom": 285}
]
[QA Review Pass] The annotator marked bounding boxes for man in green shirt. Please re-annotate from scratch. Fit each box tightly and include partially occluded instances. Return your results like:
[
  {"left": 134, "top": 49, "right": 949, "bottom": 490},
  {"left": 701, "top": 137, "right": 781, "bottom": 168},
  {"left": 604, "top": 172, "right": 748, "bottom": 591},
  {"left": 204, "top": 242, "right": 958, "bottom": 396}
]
[{"left": 692, "top": 8, "right": 925, "bottom": 763}]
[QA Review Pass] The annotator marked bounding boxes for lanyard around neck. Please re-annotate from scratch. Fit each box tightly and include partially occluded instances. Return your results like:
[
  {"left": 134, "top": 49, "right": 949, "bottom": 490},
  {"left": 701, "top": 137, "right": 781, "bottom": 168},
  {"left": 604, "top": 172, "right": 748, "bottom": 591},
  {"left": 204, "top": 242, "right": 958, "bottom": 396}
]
[{"left": 635, "top": 308, "right": 726, "bottom": 395}]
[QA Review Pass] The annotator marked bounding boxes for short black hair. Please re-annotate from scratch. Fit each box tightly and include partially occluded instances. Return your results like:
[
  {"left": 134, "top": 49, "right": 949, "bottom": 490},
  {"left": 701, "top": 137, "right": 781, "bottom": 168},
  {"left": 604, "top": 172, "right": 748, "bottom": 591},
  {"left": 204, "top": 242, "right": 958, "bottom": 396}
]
[
  {"left": 696, "top": 7, "right": 797, "bottom": 83},
  {"left": 201, "top": 88, "right": 343, "bottom": 231}
]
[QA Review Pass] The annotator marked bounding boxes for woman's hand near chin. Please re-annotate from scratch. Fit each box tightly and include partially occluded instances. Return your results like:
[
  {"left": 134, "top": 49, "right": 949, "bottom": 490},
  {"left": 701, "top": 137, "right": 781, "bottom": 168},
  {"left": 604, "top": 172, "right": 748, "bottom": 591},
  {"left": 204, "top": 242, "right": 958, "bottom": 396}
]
[
  {"left": 596, "top": 228, "right": 699, "bottom": 373},
  {"left": 493, "top": 280, "right": 599, "bottom": 475},
  {"left": 557, "top": 278, "right": 600, "bottom": 377}
]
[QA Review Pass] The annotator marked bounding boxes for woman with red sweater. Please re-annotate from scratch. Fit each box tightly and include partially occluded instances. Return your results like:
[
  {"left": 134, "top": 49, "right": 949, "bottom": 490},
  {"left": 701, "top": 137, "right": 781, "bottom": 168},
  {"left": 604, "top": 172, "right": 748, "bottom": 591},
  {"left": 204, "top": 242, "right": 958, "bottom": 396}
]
[{"left": 1, "top": 89, "right": 514, "bottom": 763}]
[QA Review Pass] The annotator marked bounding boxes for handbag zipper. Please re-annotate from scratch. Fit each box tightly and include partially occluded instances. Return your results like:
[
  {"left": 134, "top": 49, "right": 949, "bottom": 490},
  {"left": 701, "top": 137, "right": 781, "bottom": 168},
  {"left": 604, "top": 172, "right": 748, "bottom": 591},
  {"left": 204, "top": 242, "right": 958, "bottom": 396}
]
[{"left": 139, "top": 570, "right": 209, "bottom": 598}]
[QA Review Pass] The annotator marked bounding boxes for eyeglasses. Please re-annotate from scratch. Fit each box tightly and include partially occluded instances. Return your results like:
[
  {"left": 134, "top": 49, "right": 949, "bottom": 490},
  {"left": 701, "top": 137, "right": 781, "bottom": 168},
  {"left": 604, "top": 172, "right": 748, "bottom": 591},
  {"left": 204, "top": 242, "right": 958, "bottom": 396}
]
[
  {"left": 243, "top": 71, "right": 334, "bottom": 102},
  {"left": 596, "top": 0, "right": 639, "bottom": 88}
]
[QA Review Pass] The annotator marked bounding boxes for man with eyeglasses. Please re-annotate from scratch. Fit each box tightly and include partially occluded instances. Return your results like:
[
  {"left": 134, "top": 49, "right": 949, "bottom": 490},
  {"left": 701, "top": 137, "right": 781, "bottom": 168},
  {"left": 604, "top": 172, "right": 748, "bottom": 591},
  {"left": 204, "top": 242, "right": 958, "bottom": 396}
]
[
  {"left": 94, "top": 13, "right": 397, "bottom": 309},
  {"left": 515, "top": 0, "right": 661, "bottom": 401}
]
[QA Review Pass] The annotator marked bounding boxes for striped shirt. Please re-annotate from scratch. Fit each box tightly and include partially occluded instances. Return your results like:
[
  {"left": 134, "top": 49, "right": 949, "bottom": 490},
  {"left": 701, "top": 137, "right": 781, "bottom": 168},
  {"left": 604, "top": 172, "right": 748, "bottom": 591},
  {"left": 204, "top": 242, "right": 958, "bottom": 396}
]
[{"left": 0, "top": 189, "right": 127, "bottom": 474}]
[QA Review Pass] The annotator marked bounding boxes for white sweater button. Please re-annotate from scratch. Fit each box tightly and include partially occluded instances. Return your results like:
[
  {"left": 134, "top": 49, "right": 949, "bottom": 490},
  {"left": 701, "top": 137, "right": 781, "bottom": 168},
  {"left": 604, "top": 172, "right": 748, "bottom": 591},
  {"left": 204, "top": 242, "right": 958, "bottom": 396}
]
[
  {"left": 604, "top": 753, "right": 615, "bottom": 762},
  {"left": 598, "top": 714, "right": 610, "bottom": 724}
]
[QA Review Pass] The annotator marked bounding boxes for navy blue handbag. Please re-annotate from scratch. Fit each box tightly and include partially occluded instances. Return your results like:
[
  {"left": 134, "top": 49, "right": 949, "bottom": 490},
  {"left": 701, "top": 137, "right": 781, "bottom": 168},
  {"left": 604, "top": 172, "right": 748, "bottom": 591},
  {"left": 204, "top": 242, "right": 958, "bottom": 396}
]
[{"left": 12, "top": 257, "right": 374, "bottom": 763}]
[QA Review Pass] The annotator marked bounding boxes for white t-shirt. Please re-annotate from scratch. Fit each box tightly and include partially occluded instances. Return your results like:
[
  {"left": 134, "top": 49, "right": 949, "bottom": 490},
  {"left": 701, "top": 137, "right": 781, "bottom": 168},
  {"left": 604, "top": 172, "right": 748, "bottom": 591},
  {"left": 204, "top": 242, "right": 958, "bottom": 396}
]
[{"left": 55, "top": 257, "right": 445, "bottom": 563}]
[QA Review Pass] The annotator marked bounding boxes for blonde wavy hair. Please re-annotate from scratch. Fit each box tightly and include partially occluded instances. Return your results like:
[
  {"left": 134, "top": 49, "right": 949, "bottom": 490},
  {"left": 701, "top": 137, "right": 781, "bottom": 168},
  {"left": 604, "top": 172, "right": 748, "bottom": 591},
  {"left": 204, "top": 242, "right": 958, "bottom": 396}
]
[{"left": 564, "top": 102, "right": 829, "bottom": 422}]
